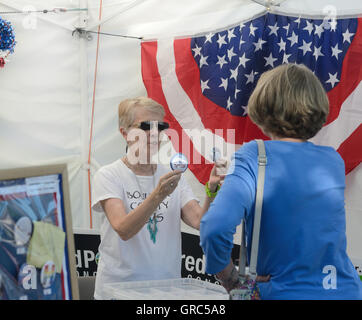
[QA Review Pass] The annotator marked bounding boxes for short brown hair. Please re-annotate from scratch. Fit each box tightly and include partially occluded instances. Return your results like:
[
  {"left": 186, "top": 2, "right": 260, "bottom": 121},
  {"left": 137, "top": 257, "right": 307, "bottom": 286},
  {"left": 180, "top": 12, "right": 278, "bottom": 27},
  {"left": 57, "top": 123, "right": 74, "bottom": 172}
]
[
  {"left": 247, "top": 64, "right": 329, "bottom": 140},
  {"left": 118, "top": 97, "right": 165, "bottom": 129}
]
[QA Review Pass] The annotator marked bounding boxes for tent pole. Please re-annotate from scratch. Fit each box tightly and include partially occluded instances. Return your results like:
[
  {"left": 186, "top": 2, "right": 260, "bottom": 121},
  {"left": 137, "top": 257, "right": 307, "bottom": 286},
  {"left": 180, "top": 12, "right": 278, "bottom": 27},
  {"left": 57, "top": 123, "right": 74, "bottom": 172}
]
[{"left": 79, "top": 0, "right": 92, "bottom": 229}]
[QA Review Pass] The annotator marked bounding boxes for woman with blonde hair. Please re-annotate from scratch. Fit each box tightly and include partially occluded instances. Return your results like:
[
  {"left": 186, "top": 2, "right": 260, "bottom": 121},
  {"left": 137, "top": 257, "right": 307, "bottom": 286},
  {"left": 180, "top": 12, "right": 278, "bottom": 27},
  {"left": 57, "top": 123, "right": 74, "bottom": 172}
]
[
  {"left": 200, "top": 64, "right": 362, "bottom": 299},
  {"left": 91, "top": 97, "right": 224, "bottom": 300}
]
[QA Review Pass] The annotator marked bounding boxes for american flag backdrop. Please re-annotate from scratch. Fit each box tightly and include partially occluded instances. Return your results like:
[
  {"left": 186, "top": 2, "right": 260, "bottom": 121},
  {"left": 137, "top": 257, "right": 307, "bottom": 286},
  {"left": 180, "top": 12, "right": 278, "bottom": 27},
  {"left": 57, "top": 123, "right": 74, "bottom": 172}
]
[{"left": 141, "top": 12, "right": 362, "bottom": 185}]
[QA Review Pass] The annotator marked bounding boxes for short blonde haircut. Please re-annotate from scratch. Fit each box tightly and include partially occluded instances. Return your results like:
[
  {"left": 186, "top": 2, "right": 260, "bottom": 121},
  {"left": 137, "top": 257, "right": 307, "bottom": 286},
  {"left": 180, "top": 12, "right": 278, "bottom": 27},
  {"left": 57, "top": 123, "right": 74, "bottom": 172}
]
[
  {"left": 118, "top": 97, "right": 165, "bottom": 129},
  {"left": 247, "top": 64, "right": 329, "bottom": 140}
]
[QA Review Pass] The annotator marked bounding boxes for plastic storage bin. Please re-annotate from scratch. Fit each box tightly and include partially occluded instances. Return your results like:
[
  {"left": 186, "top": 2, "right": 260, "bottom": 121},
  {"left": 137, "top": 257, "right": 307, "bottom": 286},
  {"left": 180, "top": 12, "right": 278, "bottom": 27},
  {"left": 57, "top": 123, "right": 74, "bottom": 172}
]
[{"left": 103, "top": 278, "right": 229, "bottom": 300}]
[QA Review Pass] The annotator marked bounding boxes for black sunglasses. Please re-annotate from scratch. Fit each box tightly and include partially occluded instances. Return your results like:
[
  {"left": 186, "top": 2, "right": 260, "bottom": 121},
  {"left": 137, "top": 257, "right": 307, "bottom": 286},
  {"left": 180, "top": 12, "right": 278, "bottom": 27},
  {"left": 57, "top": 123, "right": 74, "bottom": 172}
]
[{"left": 136, "top": 121, "right": 170, "bottom": 131}]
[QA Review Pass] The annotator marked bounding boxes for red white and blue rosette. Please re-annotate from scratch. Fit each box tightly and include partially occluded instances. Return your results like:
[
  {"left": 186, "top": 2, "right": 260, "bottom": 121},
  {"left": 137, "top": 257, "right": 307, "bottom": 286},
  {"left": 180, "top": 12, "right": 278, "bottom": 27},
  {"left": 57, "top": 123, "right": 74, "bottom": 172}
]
[{"left": 0, "top": 17, "right": 16, "bottom": 68}]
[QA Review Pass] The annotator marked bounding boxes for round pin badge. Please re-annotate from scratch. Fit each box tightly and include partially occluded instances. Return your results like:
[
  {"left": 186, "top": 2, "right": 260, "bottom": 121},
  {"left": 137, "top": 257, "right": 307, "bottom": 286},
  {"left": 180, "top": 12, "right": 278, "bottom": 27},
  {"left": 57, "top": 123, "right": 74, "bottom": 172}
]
[
  {"left": 170, "top": 153, "right": 188, "bottom": 172},
  {"left": 14, "top": 216, "right": 33, "bottom": 246},
  {"left": 40, "top": 261, "right": 56, "bottom": 289}
]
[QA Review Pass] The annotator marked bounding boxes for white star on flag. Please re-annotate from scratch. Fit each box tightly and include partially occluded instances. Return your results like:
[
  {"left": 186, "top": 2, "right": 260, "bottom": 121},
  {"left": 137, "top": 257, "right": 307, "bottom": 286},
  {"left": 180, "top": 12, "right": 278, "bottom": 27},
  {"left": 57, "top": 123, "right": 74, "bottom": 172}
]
[
  {"left": 268, "top": 22, "right": 279, "bottom": 36},
  {"left": 199, "top": 54, "right": 209, "bottom": 68},
  {"left": 299, "top": 40, "right": 312, "bottom": 56},
  {"left": 330, "top": 19, "right": 338, "bottom": 32},
  {"left": 219, "top": 77, "right": 228, "bottom": 91},
  {"left": 277, "top": 38, "right": 287, "bottom": 52},
  {"left": 192, "top": 45, "right": 202, "bottom": 57},
  {"left": 245, "top": 70, "right": 256, "bottom": 84},
  {"left": 227, "top": 47, "right": 237, "bottom": 61},
  {"left": 254, "top": 38, "right": 267, "bottom": 52},
  {"left": 238, "top": 53, "right": 250, "bottom": 68},
  {"left": 283, "top": 24, "right": 290, "bottom": 34},
  {"left": 204, "top": 32, "right": 214, "bottom": 44},
  {"left": 226, "top": 97, "right": 232, "bottom": 110},
  {"left": 313, "top": 46, "right": 324, "bottom": 61},
  {"left": 234, "top": 87, "right": 241, "bottom": 99},
  {"left": 216, "top": 54, "right": 228, "bottom": 69},
  {"left": 227, "top": 29, "right": 236, "bottom": 41},
  {"left": 288, "top": 31, "right": 299, "bottom": 46},
  {"left": 303, "top": 20, "right": 314, "bottom": 35},
  {"left": 282, "top": 52, "right": 291, "bottom": 64},
  {"left": 314, "top": 23, "right": 324, "bottom": 38},
  {"left": 249, "top": 23, "right": 258, "bottom": 36},
  {"left": 326, "top": 72, "right": 340, "bottom": 88},
  {"left": 331, "top": 44, "right": 343, "bottom": 59},
  {"left": 239, "top": 38, "right": 246, "bottom": 50},
  {"left": 342, "top": 29, "right": 355, "bottom": 44},
  {"left": 216, "top": 34, "right": 227, "bottom": 48},
  {"left": 200, "top": 79, "right": 210, "bottom": 93},
  {"left": 264, "top": 53, "right": 277, "bottom": 67},
  {"left": 230, "top": 67, "right": 238, "bottom": 81}
]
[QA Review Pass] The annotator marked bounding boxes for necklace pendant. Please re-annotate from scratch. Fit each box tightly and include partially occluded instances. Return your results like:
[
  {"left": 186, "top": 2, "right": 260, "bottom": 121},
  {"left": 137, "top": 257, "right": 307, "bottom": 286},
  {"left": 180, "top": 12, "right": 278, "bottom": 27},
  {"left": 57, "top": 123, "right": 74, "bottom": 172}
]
[{"left": 147, "top": 217, "right": 158, "bottom": 244}]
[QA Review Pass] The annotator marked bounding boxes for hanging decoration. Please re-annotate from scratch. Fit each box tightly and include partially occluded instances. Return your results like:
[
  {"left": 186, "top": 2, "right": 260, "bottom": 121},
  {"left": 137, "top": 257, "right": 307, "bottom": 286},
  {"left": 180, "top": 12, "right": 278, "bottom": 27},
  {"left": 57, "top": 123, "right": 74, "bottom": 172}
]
[{"left": 0, "top": 17, "right": 16, "bottom": 68}]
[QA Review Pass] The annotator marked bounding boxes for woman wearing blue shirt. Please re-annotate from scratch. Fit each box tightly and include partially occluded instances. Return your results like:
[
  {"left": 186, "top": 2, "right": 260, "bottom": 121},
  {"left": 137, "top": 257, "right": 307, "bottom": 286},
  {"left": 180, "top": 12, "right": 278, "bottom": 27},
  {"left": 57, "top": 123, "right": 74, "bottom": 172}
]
[{"left": 200, "top": 64, "right": 362, "bottom": 299}]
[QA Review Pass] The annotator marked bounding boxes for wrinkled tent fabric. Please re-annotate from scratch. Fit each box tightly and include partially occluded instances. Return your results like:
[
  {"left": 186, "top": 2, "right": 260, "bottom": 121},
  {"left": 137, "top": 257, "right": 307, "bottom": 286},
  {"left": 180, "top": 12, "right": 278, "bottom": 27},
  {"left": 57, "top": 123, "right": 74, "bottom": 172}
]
[{"left": 0, "top": 0, "right": 361, "bottom": 266}]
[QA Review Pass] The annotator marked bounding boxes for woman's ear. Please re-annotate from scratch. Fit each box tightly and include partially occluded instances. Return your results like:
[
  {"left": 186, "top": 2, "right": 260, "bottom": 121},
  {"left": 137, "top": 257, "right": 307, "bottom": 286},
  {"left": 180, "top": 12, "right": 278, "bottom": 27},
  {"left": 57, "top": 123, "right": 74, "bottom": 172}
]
[{"left": 120, "top": 127, "right": 128, "bottom": 142}]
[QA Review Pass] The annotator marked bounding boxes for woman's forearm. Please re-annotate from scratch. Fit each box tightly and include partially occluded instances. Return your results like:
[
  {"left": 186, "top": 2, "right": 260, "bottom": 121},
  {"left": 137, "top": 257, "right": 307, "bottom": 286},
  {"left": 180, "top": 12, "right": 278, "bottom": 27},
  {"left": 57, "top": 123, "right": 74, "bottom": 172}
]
[
  {"left": 215, "top": 261, "right": 240, "bottom": 293},
  {"left": 116, "top": 190, "right": 164, "bottom": 241},
  {"left": 197, "top": 183, "right": 220, "bottom": 227}
]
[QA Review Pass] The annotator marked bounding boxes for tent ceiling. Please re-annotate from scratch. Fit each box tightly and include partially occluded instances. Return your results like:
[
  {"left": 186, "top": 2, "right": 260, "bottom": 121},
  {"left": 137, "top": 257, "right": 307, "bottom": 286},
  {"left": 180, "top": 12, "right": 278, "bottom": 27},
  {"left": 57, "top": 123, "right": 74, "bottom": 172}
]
[
  {"left": 84, "top": 0, "right": 362, "bottom": 39},
  {"left": 88, "top": 0, "right": 267, "bottom": 39}
]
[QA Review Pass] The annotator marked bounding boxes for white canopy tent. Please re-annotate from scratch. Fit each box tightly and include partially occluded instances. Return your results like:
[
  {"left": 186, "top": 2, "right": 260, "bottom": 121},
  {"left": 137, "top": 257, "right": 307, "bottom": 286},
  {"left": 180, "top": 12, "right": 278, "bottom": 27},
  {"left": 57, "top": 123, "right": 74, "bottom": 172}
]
[{"left": 1, "top": 0, "right": 362, "bottom": 268}]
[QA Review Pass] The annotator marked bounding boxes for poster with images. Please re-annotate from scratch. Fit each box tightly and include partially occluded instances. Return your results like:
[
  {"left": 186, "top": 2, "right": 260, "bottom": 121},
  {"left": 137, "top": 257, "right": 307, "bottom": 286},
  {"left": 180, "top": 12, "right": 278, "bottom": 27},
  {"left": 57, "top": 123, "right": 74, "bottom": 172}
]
[{"left": 0, "top": 165, "right": 78, "bottom": 300}]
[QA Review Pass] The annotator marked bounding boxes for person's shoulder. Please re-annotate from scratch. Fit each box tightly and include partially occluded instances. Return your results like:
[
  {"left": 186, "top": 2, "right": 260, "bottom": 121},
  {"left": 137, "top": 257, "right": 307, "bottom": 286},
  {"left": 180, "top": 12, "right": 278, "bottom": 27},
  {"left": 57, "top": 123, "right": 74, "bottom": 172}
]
[
  {"left": 235, "top": 140, "right": 258, "bottom": 159},
  {"left": 308, "top": 142, "right": 343, "bottom": 160},
  {"left": 228, "top": 141, "right": 258, "bottom": 176},
  {"left": 95, "top": 159, "right": 124, "bottom": 178},
  {"left": 310, "top": 143, "right": 345, "bottom": 169}
]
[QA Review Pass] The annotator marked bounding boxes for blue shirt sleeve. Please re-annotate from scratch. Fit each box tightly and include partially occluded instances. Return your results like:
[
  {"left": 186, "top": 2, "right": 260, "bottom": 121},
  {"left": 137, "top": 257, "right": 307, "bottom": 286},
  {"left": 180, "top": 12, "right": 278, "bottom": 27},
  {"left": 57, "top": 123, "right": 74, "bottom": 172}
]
[{"left": 200, "top": 141, "right": 258, "bottom": 274}]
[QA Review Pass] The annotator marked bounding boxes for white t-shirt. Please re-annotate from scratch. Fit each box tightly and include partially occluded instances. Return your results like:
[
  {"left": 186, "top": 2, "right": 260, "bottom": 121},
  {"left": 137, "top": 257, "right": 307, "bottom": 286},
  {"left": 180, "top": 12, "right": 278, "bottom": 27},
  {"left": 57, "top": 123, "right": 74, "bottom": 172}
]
[{"left": 91, "top": 159, "right": 197, "bottom": 300}]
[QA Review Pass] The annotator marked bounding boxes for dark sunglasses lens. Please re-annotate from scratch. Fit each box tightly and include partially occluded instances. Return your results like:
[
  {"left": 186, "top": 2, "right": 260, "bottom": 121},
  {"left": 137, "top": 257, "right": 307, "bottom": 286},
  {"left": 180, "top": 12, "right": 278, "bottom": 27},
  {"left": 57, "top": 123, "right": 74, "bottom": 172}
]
[
  {"left": 139, "top": 121, "right": 169, "bottom": 131},
  {"left": 158, "top": 122, "right": 169, "bottom": 131},
  {"left": 139, "top": 121, "right": 151, "bottom": 130}
]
